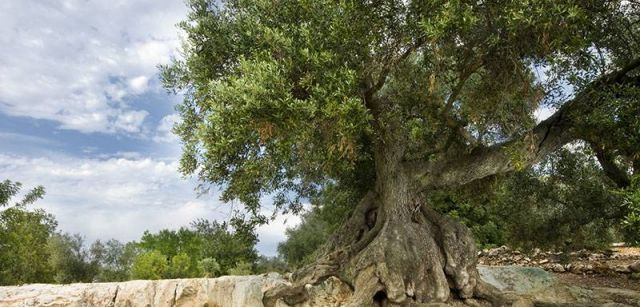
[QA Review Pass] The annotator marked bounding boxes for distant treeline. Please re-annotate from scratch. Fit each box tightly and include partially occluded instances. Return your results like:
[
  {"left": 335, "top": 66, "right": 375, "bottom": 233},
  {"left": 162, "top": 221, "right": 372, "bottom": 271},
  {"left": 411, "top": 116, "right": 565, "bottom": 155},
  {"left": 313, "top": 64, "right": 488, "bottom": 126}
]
[{"left": 0, "top": 180, "right": 286, "bottom": 286}]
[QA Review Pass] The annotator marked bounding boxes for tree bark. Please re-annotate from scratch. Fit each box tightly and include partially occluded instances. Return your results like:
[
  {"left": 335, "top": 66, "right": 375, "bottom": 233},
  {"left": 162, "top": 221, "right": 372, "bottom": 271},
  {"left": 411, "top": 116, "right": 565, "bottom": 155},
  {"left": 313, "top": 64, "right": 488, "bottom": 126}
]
[
  {"left": 592, "top": 145, "right": 631, "bottom": 188},
  {"left": 265, "top": 144, "right": 507, "bottom": 306},
  {"left": 264, "top": 185, "right": 508, "bottom": 306}
]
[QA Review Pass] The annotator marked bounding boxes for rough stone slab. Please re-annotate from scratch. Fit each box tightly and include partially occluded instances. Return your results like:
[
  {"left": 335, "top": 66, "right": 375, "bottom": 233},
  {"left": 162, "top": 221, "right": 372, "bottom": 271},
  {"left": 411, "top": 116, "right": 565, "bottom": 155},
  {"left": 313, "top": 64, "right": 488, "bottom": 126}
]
[
  {"left": 0, "top": 273, "right": 290, "bottom": 307},
  {"left": 477, "top": 265, "right": 556, "bottom": 294}
]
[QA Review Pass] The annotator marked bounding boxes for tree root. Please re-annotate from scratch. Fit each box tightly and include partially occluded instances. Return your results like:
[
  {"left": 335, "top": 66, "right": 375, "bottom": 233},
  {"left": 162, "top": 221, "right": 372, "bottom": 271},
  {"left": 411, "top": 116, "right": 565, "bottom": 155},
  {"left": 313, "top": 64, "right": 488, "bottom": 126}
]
[{"left": 264, "top": 192, "right": 517, "bottom": 307}]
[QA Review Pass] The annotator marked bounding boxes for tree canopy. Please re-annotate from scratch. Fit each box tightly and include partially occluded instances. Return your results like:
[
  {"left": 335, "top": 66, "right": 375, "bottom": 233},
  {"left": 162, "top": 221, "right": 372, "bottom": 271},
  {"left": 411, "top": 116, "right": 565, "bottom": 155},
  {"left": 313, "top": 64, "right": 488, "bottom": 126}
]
[{"left": 162, "top": 0, "right": 640, "bottom": 221}]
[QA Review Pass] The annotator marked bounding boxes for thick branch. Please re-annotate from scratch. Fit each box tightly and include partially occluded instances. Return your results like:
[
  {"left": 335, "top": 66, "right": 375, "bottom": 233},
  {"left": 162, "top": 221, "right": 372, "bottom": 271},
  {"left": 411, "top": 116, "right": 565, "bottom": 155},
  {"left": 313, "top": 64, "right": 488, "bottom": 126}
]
[
  {"left": 407, "top": 58, "right": 640, "bottom": 188},
  {"left": 592, "top": 144, "right": 631, "bottom": 188}
]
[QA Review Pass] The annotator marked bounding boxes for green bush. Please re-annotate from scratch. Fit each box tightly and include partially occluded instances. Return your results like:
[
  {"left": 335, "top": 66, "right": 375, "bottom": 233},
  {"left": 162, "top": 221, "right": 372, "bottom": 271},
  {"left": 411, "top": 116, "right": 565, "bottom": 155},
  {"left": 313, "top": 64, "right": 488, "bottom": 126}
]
[
  {"left": 254, "top": 256, "right": 288, "bottom": 274},
  {"left": 620, "top": 176, "right": 640, "bottom": 245},
  {"left": 198, "top": 257, "right": 221, "bottom": 277},
  {"left": 228, "top": 261, "right": 253, "bottom": 276},
  {"left": 130, "top": 250, "right": 168, "bottom": 280},
  {"left": 169, "top": 252, "right": 192, "bottom": 278}
]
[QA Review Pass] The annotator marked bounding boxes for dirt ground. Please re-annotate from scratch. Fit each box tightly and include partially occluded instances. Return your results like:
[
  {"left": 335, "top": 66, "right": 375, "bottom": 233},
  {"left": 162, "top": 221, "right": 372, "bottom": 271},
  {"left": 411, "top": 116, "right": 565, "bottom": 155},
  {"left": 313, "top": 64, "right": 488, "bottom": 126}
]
[
  {"left": 555, "top": 272, "right": 640, "bottom": 291},
  {"left": 479, "top": 246, "right": 640, "bottom": 292},
  {"left": 556, "top": 247, "right": 640, "bottom": 291},
  {"left": 612, "top": 247, "right": 640, "bottom": 256}
]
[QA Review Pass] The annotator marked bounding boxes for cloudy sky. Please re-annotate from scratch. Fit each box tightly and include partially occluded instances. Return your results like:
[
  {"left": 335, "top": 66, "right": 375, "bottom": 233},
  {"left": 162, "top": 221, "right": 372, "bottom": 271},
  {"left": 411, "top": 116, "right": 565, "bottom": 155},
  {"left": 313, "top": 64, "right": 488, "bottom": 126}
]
[{"left": 0, "top": 0, "right": 299, "bottom": 256}]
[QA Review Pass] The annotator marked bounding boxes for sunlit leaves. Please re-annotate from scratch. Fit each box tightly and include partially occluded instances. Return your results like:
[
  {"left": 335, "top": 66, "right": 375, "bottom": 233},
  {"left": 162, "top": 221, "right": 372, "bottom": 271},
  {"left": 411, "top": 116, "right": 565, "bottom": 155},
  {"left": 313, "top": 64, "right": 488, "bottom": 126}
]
[{"left": 162, "top": 0, "right": 639, "bottom": 222}]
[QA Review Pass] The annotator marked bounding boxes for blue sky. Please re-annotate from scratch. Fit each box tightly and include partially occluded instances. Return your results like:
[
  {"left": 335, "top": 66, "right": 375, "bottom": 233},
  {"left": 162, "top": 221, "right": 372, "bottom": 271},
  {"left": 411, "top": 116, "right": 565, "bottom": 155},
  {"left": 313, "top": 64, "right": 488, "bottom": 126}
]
[{"left": 0, "top": 0, "right": 299, "bottom": 256}]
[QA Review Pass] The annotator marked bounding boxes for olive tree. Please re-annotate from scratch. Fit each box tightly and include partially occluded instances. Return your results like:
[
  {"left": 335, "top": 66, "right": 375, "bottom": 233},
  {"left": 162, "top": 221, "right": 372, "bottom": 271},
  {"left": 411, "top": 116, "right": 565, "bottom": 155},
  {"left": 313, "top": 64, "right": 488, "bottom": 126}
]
[{"left": 161, "top": 0, "right": 640, "bottom": 305}]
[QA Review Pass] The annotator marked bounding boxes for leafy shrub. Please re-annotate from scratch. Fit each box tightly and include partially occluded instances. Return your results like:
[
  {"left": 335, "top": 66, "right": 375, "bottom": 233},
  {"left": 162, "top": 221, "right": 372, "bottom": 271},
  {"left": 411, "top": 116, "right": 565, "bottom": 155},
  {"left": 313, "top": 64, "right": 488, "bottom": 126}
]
[
  {"left": 228, "top": 261, "right": 253, "bottom": 276},
  {"left": 620, "top": 176, "right": 640, "bottom": 245},
  {"left": 130, "top": 250, "right": 168, "bottom": 280},
  {"left": 169, "top": 252, "right": 192, "bottom": 278},
  {"left": 197, "top": 257, "right": 221, "bottom": 277}
]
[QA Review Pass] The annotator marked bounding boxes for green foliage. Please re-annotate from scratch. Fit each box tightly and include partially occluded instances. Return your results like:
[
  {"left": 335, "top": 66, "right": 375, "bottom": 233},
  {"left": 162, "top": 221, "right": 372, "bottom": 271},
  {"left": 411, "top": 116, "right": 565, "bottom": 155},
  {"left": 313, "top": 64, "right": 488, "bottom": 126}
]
[
  {"left": 254, "top": 256, "right": 288, "bottom": 274},
  {"left": 190, "top": 219, "right": 258, "bottom": 274},
  {"left": 91, "top": 239, "right": 140, "bottom": 282},
  {"left": 197, "top": 257, "right": 221, "bottom": 277},
  {"left": 1, "top": 179, "right": 260, "bottom": 283},
  {"left": 0, "top": 180, "right": 45, "bottom": 207},
  {"left": 138, "top": 227, "right": 202, "bottom": 276},
  {"left": 0, "top": 180, "right": 56, "bottom": 285},
  {"left": 138, "top": 219, "right": 258, "bottom": 276},
  {"left": 431, "top": 146, "right": 628, "bottom": 250},
  {"left": 169, "top": 252, "right": 193, "bottom": 278},
  {"left": 130, "top": 250, "right": 169, "bottom": 280},
  {"left": 227, "top": 261, "right": 253, "bottom": 276},
  {"left": 47, "top": 233, "right": 97, "bottom": 284},
  {"left": 494, "top": 147, "right": 624, "bottom": 250},
  {"left": 619, "top": 176, "right": 640, "bottom": 245},
  {"left": 162, "top": 0, "right": 639, "bottom": 241},
  {"left": 429, "top": 188, "right": 507, "bottom": 249},
  {"left": 277, "top": 210, "right": 331, "bottom": 268}
]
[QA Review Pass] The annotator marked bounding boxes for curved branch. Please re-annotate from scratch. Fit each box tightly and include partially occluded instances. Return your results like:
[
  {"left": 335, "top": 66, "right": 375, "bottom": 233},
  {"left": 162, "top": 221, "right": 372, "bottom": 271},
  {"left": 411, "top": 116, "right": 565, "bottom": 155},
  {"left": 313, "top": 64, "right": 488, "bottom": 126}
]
[
  {"left": 591, "top": 144, "right": 631, "bottom": 188},
  {"left": 406, "top": 58, "right": 640, "bottom": 188}
]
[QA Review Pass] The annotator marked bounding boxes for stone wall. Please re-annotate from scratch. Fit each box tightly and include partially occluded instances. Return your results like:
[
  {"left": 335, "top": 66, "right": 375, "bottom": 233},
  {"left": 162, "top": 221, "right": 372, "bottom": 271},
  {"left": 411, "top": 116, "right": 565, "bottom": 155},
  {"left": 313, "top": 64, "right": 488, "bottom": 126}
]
[
  {"left": 2, "top": 268, "right": 639, "bottom": 306},
  {"left": 0, "top": 273, "right": 292, "bottom": 307}
]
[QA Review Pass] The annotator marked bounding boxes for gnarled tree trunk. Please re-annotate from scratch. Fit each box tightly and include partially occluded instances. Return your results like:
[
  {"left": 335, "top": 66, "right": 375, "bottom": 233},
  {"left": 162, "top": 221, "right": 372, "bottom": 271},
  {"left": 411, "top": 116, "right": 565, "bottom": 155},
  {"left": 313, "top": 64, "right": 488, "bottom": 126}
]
[
  {"left": 265, "top": 186, "right": 504, "bottom": 306},
  {"left": 265, "top": 144, "right": 505, "bottom": 306}
]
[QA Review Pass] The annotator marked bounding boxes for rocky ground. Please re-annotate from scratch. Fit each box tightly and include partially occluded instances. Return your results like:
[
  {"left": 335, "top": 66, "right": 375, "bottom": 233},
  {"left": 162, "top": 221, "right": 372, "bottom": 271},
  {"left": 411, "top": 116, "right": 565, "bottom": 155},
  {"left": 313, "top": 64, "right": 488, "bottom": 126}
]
[{"left": 478, "top": 245, "right": 640, "bottom": 291}]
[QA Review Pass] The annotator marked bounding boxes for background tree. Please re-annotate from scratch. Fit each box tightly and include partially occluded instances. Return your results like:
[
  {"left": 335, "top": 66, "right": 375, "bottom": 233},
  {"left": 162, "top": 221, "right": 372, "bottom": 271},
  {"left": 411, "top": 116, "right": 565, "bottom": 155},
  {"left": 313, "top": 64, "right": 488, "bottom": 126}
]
[
  {"left": 90, "top": 239, "right": 139, "bottom": 282},
  {"left": 254, "top": 256, "right": 289, "bottom": 274},
  {"left": 137, "top": 219, "right": 258, "bottom": 277},
  {"left": 0, "top": 180, "right": 55, "bottom": 285},
  {"left": 138, "top": 227, "right": 202, "bottom": 277},
  {"left": 0, "top": 178, "right": 261, "bottom": 284},
  {"left": 47, "top": 233, "right": 97, "bottom": 283},
  {"left": 162, "top": 1, "right": 640, "bottom": 304},
  {"left": 190, "top": 219, "right": 258, "bottom": 274},
  {"left": 227, "top": 261, "right": 253, "bottom": 276},
  {"left": 168, "top": 252, "right": 193, "bottom": 278},
  {"left": 277, "top": 211, "right": 332, "bottom": 268}
]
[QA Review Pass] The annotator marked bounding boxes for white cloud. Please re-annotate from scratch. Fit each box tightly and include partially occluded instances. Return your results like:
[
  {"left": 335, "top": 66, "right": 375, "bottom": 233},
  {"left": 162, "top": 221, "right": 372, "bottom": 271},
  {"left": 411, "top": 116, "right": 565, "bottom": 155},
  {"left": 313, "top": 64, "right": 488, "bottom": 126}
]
[
  {"left": 256, "top": 213, "right": 302, "bottom": 257},
  {"left": 0, "top": 0, "right": 187, "bottom": 134},
  {"left": 0, "top": 154, "right": 298, "bottom": 256},
  {"left": 153, "top": 113, "right": 181, "bottom": 143},
  {"left": 0, "top": 154, "right": 218, "bottom": 241},
  {"left": 129, "top": 76, "right": 150, "bottom": 94}
]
